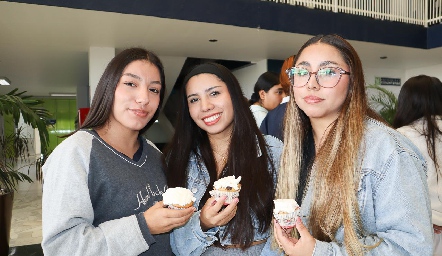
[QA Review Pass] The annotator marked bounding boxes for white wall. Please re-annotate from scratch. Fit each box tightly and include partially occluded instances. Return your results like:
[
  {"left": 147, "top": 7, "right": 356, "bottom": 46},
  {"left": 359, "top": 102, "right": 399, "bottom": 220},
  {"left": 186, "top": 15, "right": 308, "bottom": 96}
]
[
  {"left": 18, "top": 114, "right": 36, "bottom": 157},
  {"left": 364, "top": 67, "right": 405, "bottom": 97},
  {"left": 88, "top": 47, "right": 115, "bottom": 103},
  {"left": 406, "top": 64, "right": 442, "bottom": 82},
  {"left": 364, "top": 63, "right": 442, "bottom": 98},
  {"left": 233, "top": 60, "right": 268, "bottom": 100}
]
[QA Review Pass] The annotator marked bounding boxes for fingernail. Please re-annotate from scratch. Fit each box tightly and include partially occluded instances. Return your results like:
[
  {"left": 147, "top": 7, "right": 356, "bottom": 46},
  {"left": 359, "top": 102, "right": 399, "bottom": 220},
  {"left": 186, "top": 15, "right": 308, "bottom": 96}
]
[{"left": 211, "top": 200, "right": 217, "bottom": 206}]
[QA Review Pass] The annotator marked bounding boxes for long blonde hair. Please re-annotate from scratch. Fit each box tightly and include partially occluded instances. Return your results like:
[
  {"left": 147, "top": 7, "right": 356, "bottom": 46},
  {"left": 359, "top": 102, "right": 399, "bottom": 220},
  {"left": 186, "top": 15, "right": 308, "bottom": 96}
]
[{"left": 274, "top": 34, "right": 384, "bottom": 255}]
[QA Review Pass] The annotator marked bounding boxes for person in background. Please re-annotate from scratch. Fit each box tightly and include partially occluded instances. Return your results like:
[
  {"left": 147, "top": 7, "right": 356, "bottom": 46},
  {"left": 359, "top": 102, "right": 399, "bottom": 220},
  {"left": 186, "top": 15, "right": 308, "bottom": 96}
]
[
  {"left": 263, "top": 34, "right": 432, "bottom": 255},
  {"left": 42, "top": 48, "right": 194, "bottom": 256},
  {"left": 260, "top": 55, "right": 295, "bottom": 140},
  {"left": 393, "top": 75, "right": 442, "bottom": 255},
  {"left": 249, "top": 71, "right": 284, "bottom": 127},
  {"left": 164, "top": 63, "right": 283, "bottom": 255}
]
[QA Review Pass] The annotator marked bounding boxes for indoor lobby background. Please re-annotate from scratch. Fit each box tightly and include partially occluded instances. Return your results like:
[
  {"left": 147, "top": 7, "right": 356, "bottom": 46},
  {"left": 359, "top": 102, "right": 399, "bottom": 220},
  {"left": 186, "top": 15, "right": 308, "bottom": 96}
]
[{"left": 1, "top": 0, "right": 442, "bottom": 254}]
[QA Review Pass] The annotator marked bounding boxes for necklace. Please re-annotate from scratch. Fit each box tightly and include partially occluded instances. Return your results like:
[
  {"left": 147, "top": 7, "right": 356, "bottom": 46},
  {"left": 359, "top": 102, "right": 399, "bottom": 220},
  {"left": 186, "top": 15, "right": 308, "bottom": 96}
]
[{"left": 213, "top": 149, "right": 228, "bottom": 166}]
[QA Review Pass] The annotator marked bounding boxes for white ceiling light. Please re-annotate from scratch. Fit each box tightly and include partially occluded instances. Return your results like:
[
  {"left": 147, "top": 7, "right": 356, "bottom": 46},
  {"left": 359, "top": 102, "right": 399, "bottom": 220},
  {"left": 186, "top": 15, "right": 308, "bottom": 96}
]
[
  {"left": 0, "top": 77, "right": 11, "bottom": 86},
  {"left": 49, "top": 93, "right": 76, "bottom": 97}
]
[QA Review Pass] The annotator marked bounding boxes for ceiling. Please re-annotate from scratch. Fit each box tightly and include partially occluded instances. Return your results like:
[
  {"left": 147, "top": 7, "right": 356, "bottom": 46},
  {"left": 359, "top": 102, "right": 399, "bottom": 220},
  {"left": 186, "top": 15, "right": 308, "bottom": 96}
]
[{"left": 1, "top": 1, "right": 442, "bottom": 98}]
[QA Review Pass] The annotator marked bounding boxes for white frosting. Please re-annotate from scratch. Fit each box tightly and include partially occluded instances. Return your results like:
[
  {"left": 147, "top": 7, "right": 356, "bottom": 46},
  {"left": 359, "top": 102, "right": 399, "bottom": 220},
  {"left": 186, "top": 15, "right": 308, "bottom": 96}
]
[
  {"left": 213, "top": 175, "right": 241, "bottom": 190},
  {"left": 162, "top": 187, "right": 196, "bottom": 206},
  {"left": 273, "top": 199, "right": 300, "bottom": 214}
]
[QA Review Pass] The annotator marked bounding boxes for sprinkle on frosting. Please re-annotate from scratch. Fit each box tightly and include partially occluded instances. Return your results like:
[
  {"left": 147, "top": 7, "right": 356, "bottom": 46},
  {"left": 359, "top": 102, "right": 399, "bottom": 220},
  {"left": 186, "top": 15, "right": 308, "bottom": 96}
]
[
  {"left": 213, "top": 175, "right": 241, "bottom": 190},
  {"left": 162, "top": 187, "right": 196, "bottom": 207}
]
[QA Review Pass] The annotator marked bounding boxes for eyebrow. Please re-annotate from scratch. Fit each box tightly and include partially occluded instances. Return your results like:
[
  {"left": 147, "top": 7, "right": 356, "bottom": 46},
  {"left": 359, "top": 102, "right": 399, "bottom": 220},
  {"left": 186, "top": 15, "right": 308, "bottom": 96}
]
[
  {"left": 296, "top": 60, "right": 341, "bottom": 67},
  {"left": 123, "top": 73, "right": 141, "bottom": 80},
  {"left": 122, "top": 73, "right": 161, "bottom": 85},
  {"left": 187, "top": 85, "right": 222, "bottom": 99}
]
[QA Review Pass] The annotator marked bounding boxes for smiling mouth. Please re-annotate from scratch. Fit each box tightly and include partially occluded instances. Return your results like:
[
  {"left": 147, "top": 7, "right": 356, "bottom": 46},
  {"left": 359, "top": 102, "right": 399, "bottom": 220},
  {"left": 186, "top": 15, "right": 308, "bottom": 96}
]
[{"left": 203, "top": 113, "right": 221, "bottom": 124}]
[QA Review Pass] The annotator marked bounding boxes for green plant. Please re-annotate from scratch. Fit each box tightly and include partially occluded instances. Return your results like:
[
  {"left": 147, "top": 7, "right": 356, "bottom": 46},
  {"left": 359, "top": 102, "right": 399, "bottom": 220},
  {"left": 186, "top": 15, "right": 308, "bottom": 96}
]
[
  {"left": 0, "top": 127, "right": 33, "bottom": 193},
  {"left": 0, "top": 88, "right": 51, "bottom": 193},
  {"left": 0, "top": 88, "right": 51, "bottom": 154},
  {"left": 367, "top": 84, "right": 398, "bottom": 125}
]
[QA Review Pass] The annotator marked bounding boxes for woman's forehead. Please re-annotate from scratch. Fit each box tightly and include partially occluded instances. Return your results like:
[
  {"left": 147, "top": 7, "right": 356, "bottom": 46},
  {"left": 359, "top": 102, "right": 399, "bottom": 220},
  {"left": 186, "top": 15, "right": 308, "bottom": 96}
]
[{"left": 296, "top": 43, "right": 347, "bottom": 68}]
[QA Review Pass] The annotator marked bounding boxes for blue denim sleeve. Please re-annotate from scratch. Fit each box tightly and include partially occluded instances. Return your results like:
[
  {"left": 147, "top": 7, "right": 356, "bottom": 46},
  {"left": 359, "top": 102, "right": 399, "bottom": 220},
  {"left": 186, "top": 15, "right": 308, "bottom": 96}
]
[
  {"left": 170, "top": 210, "right": 220, "bottom": 255},
  {"left": 261, "top": 238, "right": 285, "bottom": 256},
  {"left": 313, "top": 148, "right": 433, "bottom": 255}
]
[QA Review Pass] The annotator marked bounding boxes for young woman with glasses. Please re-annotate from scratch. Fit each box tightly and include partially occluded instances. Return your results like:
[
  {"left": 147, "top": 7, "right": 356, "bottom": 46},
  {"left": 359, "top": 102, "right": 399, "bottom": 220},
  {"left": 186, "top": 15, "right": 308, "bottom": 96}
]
[{"left": 262, "top": 34, "right": 433, "bottom": 255}]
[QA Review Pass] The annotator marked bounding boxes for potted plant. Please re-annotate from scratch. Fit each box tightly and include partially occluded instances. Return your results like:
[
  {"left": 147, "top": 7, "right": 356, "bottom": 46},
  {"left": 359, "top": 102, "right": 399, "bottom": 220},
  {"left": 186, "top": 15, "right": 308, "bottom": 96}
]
[
  {"left": 0, "top": 89, "right": 50, "bottom": 254},
  {"left": 367, "top": 84, "right": 398, "bottom": 125}
]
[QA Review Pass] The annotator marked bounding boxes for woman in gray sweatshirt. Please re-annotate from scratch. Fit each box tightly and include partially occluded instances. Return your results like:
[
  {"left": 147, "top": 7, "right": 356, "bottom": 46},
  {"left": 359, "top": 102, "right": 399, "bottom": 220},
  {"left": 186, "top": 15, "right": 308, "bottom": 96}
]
[{"left": 42, "top": 48, "right": 194, "bottom": 256}]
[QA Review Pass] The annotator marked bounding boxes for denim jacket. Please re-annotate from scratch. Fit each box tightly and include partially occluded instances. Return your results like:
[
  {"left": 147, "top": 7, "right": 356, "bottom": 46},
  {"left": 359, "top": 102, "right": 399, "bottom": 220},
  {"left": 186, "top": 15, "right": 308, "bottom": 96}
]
[
  {"left": 262, "top": 118, "right": 433, "bottom": 256},
  {"left": 170, "top": 135, "right": 283, "bottom": 255}
]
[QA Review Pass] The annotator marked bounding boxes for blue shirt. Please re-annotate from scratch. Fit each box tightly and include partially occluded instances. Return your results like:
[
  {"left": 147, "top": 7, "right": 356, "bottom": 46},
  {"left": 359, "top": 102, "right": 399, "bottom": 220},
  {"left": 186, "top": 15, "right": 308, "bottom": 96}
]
[
  {"left": 262, "top": 118, "right": 433, "bottom": 256},
  {"left": 170, "top": 135, "right": 283, "bottom": 255},
  {"left": 260, "top": 102, "right": 287, "bottom": 141}
]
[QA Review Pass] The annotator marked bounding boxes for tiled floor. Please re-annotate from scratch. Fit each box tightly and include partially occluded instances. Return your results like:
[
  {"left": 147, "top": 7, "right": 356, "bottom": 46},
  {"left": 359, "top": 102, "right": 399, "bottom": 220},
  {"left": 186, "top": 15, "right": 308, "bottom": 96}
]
[{"left": 9, "top": 158, "right": 43, "bottom": 248}]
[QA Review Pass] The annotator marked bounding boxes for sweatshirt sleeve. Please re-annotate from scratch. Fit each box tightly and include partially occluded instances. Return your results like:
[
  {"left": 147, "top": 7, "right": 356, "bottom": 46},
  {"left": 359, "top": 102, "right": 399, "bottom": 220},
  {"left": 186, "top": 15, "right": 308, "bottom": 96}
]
[{"left": 41, "top": 134, "right": 150, "bottom": 256}]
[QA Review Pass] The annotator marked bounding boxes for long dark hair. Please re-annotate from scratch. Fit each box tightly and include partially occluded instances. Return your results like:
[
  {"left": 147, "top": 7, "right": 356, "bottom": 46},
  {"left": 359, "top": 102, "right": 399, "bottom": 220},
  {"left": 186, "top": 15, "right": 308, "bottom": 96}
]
[
  {"left": 164, "top": 63, "right": 276, "bottom": 248},
  {"left": 80, "top": 48, "right": 166, "bottom": 134},
  {"left": 393, "top": 75, "right": 442, "bottom": 173},
  {"left": 249, "top": 71, "right": 279, "bottom": 105}
]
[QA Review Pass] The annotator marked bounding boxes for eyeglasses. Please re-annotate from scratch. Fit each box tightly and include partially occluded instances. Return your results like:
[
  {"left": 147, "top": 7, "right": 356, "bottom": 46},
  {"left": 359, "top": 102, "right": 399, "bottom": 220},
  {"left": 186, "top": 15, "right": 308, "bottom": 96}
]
[{"left": 285, "top": 67, "right": 351, "bottom": 88}]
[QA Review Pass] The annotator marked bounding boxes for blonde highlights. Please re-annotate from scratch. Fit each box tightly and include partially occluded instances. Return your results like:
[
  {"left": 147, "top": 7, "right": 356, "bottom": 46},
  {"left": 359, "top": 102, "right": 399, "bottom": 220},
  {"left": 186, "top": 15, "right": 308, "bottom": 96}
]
[{"left": 273, "top": 34, "right": 383, "bottom": 255}]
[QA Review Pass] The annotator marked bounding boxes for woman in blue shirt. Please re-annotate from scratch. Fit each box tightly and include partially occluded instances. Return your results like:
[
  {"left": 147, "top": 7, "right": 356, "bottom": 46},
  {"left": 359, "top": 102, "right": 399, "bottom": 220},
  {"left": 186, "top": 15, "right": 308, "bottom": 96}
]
[
  {"left": 264, "top": 34, "right": 433, "bottom": 256},
  {"left": 164, "top": 63, "right": 283, "bottom": 255}
]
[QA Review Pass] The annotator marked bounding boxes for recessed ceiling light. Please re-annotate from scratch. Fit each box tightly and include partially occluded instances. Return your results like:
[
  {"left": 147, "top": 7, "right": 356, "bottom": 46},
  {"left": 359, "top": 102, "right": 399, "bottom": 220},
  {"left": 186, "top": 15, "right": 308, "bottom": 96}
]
[
  {"left": 209, "top": 39, "right": 218, "bottom": 42},
  {"left": 0, "top": 77, "right": 11, "bottom": 86}
]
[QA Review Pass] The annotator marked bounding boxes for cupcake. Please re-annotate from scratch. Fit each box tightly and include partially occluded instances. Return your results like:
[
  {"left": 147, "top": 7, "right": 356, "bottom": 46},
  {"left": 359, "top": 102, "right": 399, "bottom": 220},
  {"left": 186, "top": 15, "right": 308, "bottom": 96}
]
[
  {"left": 209, "top": 175, "right": 241, "bottom": 204},
  {"left": 273, "top": 199, "right": 300, "bottom": 228},
  {"left": 162, "top": 187, "right": 196, "bottom": 209}
]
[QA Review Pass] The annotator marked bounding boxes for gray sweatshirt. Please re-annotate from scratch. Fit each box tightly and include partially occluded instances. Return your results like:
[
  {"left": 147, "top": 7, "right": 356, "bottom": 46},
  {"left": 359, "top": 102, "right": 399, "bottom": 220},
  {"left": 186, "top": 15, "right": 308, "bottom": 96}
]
[{"left": 42, "top": 130, "right": 171, "bottom": 255}]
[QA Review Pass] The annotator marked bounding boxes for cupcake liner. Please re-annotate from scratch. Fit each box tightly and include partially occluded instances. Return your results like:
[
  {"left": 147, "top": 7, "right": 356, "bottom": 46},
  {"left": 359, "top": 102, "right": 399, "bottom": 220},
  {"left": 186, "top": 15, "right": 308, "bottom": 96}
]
[
  {"left": 167, "top": 205, "right": 188, "bottom": 210},
  {"left": 209, "top": 190, "right": 240, "bottom": 204},
  {"left": 167, "top": 202, "right": 194, "bottom": 210},
  {"left": 273, "top": 211, "right": 298, "bottom": 228}
]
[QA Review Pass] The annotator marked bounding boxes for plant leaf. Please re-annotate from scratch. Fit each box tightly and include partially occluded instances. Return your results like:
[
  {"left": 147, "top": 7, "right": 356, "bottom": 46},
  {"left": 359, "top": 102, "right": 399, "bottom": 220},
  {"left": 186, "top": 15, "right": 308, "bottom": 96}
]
[{"left": 367, "top": 84, "right": 398, "bottom": 125}]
